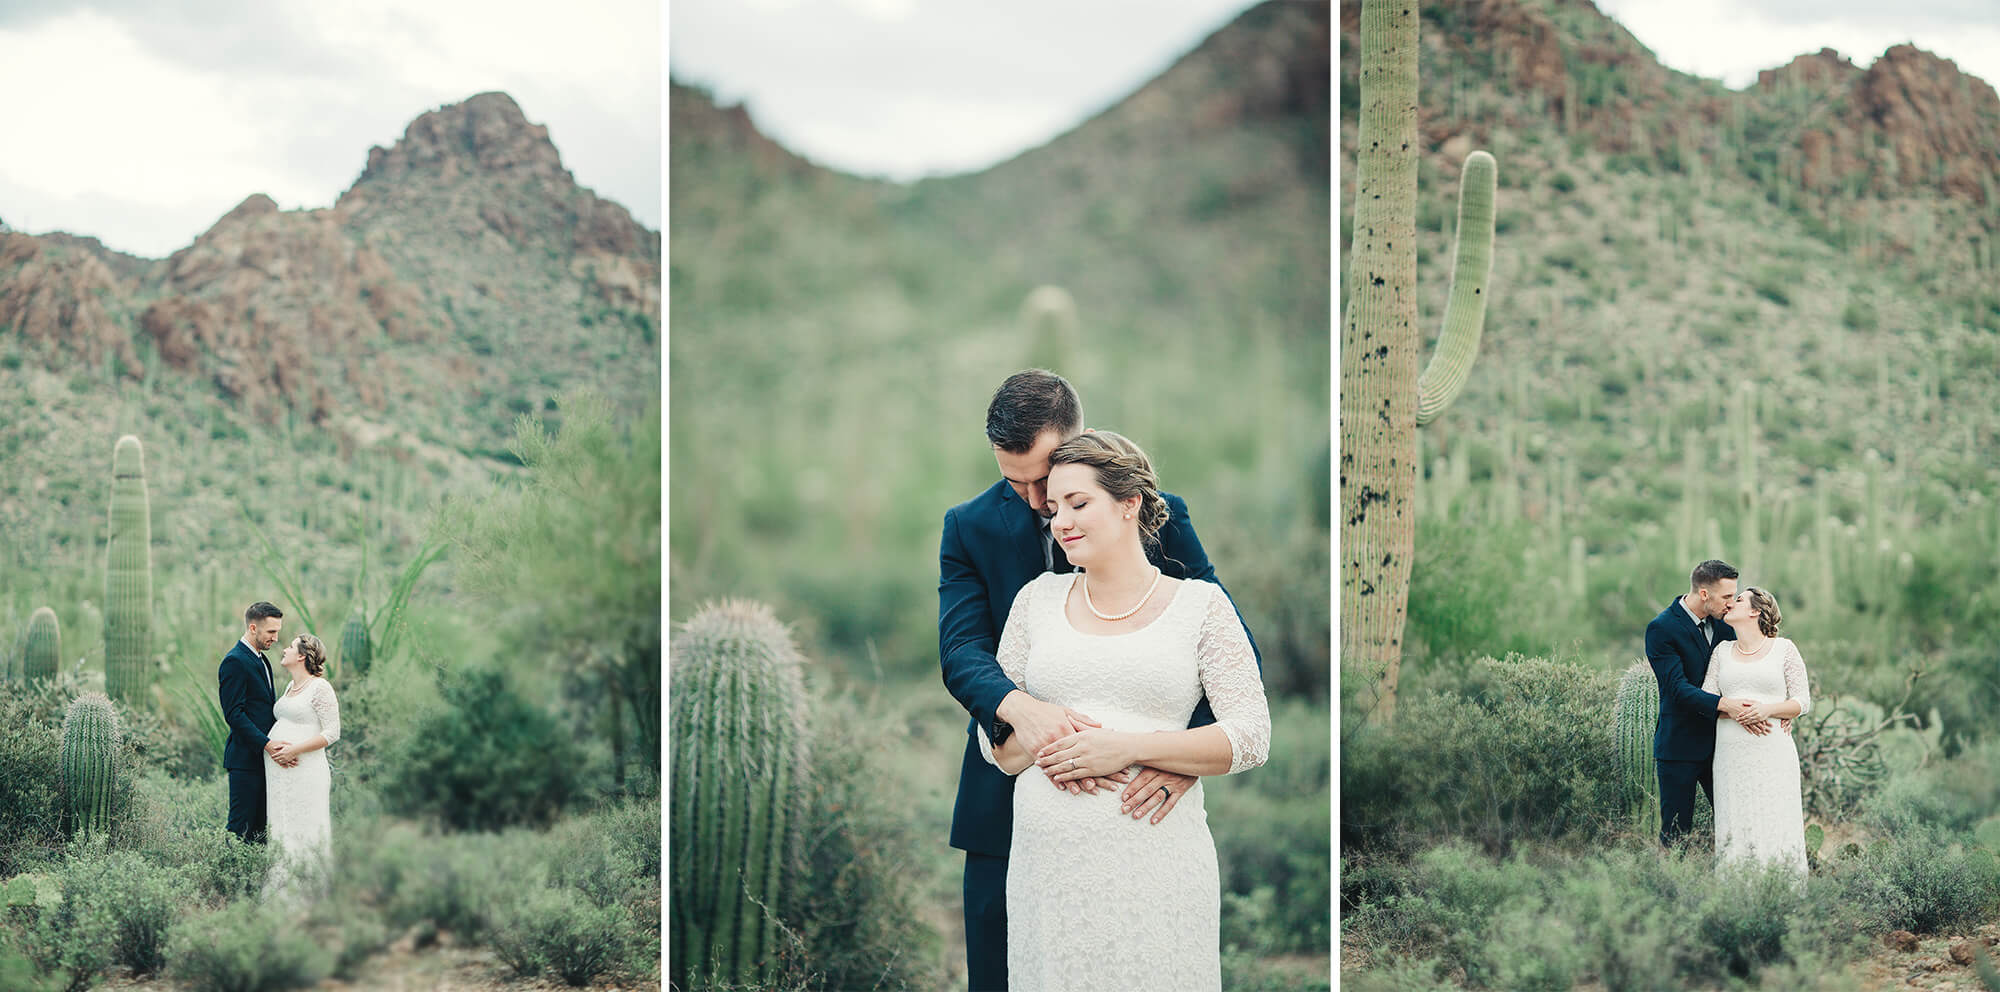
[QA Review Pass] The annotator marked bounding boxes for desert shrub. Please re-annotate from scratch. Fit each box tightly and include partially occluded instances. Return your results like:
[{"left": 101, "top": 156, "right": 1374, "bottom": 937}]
[
  {"left": 0, "top": 690, "right": 64, "bottom": 875},
  {"left": 1342, "top": 656, "right": 1622, "bottom": 856},
  {"left": 345, "top": 823, "right": 518, "bottom": 941},
  {"left": 45, "top": 846, "right": 181, "bottom": 975},
  {"left": 1843, "top": 807, "right": 2000, "bottom": 934},
  {"left": 167, "top": 899, "right": 332, "bottom": 992},
  {"left": 379, "top": 665, "right": 582, "bottom": 830},
  {"left": 780, "top": 691, "right": 945, "bottom": 991},
  {"left": 543, "top": 795, "right": 660, "bottom": 911},
  {"left": 491, "top": 886, "right": 630, "bottom": 986}
]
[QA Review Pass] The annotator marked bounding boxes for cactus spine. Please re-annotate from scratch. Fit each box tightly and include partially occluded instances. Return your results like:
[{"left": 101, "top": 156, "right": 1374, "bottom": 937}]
[
  {"left": 21, "top": 607, "right": 61, "bottom": 683},
  {"left": 61, "top": 693, "right": 121, "bottom": 838},
  {"left": 1341, "top": 0, "right": 1499, "bottom": 723},
  {"left": 340, "top": 608, "right": 371, "bottom": 680},
  {"left": 1614, "top": 662, "right": 1661, "bottom": 835},
  {"left": 105, "top": 435, "right": 153, "bottom": 704},
  {"left": 669, "top": 600, "right": 808, "bottom": 990}
]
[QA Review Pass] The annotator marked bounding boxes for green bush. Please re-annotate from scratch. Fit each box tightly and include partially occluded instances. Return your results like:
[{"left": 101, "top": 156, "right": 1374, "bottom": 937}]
[
  {"left": 0, "top": 688, "right": 64, "bottom": 876},
  {"left": 1342, "top": 656, "right": 1622, "bottom": 856},
  {"left": 1845, "top": 809, "right": 2000, "bottom": 934},
  {"left": 48, "top": 847, "right": 181, "bottom": 975},
  {"left": 348, "top": 823, "right": 515, "bottom": 941},
  {"left": 380, "top": 665, "right": 583, "bottom": 830},
  {"left": 167, "top": 899, "right": 332, "bottom": 992},
  {"left": 491, "top": 886, "right": 631, "bottom": 986},
  {"left": 780, "top": 691, "right": 945, "bottom": 991}
]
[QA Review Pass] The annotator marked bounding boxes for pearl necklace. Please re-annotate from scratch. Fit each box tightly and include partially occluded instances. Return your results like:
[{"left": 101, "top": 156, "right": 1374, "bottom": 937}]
[
  {"left": 1083, "top": 567, "right": 1163, "bottom": 621},
  {"left": 1734, "top": 637, "right": 1767, "bottom": 657}
]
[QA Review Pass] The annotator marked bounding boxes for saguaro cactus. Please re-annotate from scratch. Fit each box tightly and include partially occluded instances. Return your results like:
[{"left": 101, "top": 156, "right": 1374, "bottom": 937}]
[
  {"left": 1341, "top": 0, "right": 1498, "bottom": 724},
  {"left": 340, "top": 608, "right": 371, "bottom": 680},
  {"left": 105, "top": 435, "right": 153, "bottom": 704},
  {"left": 1614, "top": 662, "right": 1661, "bottom": 835},
  {"left": 21, "top": 607, "right": 61, "bottom": 683},
  {"left": 61, "top": 692, "right": 121, "bottom": 838},
  {"left": 669, "top": 600, "right": 809, "bottom": 991}
]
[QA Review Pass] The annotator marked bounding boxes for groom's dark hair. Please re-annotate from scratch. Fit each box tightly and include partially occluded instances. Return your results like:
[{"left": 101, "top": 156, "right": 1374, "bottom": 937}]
[
  {"left": 1689, "top": 560, "right": 1738, "bottom": 590},
  {"left": 986, "top": 369, "right": 1082, "bottom": 453},
  {"left": 244, "top": 601, "right": 283, "bottom": 625}
]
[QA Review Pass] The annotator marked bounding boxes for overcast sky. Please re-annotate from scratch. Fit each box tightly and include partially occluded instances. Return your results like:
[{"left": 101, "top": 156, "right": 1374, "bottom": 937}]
[
  {"left": 667, "top": 0, "right": 1262, "bottom": 181},
  {"left": 0, "top": 0, "right": 658, "bottom": 259},
  {"left": 1597, "top": 0, "right": 2000, "bottom": 94}
]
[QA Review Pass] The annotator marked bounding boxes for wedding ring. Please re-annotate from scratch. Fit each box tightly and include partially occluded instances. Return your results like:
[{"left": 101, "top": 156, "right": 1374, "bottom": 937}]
[{"left": 1159, "top": 786, "right": 1171, "bottom": 801}]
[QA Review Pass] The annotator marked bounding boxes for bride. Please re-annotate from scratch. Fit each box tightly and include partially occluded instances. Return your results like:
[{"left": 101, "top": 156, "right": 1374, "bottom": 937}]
[
  {"left": 1702, "top": 586, "right": 1810, "bottom": 877},
  {"left": 265, "top": 633, "right": 341, "bottom": 901},
  {"left": 977, "top": 431, "right": 1270, "bottom": 992}
]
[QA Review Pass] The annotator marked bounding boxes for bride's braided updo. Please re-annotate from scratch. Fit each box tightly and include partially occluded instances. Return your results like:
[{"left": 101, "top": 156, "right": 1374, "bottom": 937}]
[
  {"left": 1049, "top": 431, "right": 1169, "bottom": 550},
  {"left": 294, "top": 634, "right": 328, "bottom": 678},
  {"left": 1743, "top": 587, "right": 1782, "bottom": 639}
]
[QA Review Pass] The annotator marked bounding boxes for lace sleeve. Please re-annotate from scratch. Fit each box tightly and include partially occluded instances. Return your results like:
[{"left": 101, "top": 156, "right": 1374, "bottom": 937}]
[
  {"left": 311, "top": 679, "right": 342, "bottom": 746},
  {"left": 1196, "top": 584, "right": 1269, "bottom": 774},
  {"left": 976, "top": 578, "right": 1037, "bottom": 771},
  {"left": 1782, "top": 640, "right": 1811, "bottom": 716},
  {"left": 1701, "top": 643, "right": 1721, "bottom": 697}
]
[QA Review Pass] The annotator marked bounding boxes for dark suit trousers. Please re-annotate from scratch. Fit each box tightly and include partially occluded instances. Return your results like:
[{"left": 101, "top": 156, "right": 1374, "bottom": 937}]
[
  {"left": 1656, "top": 759, "right": 1713, "bottom": 848},
  {"left": 963, "top": 851, "right": 1007, "bottom": 991},
  {"left": 227, "top": 765, "right": 267, "bottom": 843}
]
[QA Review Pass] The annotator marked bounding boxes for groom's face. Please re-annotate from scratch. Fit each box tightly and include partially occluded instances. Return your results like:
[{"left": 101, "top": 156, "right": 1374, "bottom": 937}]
[
  {"left": 995, "top": 428, "right": 1068, "bottom": 518},
  {"left": 1697, "top": 579, "right": 1739, "bottom": 618},
  {"left": 248, "top": 618, "right": 282, "bottom": 651}
]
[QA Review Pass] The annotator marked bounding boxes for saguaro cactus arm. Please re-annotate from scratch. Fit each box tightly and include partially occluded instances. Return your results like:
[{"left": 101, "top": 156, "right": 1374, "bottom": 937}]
[{"left": 1416, "top": 150, "right": 1497, "bottom": 426}]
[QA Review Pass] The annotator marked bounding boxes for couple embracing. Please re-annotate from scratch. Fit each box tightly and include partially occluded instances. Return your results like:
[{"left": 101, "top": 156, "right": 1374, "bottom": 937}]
[
  {"left": 1647, "top": 559, "right": 1813, "bottom": 877},
  {"left": 939, "top": 370, "right": 1272, "bottom": 992},
  {"left": 219, "top": 601, "right": 341, "bottom": 901}
]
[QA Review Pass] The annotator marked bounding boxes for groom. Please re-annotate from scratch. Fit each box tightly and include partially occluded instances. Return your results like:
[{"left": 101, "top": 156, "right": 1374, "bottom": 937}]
[
  {"left": 938, "top": 369, "right": 1260, "bottom": 991},
  {"left": 219, "top": 601, "right": 293, "bottom": 842},
  {"left": 1646, "top": 559, "right": 1773, "bottom": 847}
]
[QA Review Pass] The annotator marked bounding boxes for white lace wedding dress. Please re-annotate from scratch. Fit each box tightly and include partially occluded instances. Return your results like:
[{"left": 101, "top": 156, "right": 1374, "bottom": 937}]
[
  {"left": 978, "top": 572, "right": 1270, "bottom": 992},
  {"left": 264, "top": 676, "right": 340, "bottom": 903},
  {"left": 1702, "top": 637, "right": 1810, "bottom": 878}
]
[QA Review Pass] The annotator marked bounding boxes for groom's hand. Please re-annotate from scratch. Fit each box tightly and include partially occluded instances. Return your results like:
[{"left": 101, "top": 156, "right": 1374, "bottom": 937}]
[
  {"left": 998, "top": 691, "right": 1102, "bottom": 793},
  {"left": 1120, "top": 768, "right": 1197, "bottom": 824},
  {"left": 1722, "top": 697, "right": 1773, "bottom": 736}
]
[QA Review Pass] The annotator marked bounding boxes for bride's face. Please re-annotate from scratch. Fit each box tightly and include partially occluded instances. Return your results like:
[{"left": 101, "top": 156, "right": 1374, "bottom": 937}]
[
  {"left": 1046, "top": 463, "right": 1138, "bottom": 567},
  {"left": 1723, "top": 591, "right": 1756, "bottom": 625},
  {"left": 280, "top": 639, "right": 302, "bottom": 668}
]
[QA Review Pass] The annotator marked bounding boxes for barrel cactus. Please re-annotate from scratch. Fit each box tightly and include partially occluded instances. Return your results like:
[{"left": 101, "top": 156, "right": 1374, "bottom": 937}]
[
  {"left": 105, "top": 435, "right": 153, "bottom": 704},
  {"left": 1341, "top": 0, "right": 1499, "bottom": 723},
  {"left": 669, "top": 600, "right": 809, "bottom": 991},
  {"left": 61, "top": 692, "right": 121, "bottom": 838},
  {"left": 1614, "top": 661, "right": 1661, "bottom": 835},
  {"left": 21, "top": 607, "right": 60, "bottom": 683},
  {"left": 340, "top": 608, "right": 371, "bottom": 680}
]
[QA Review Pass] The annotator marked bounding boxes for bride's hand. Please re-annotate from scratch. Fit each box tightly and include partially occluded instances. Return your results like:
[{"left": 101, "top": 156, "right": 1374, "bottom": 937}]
[{"left": 1036, "top": 730, "right": 1138, "bottom": 784}]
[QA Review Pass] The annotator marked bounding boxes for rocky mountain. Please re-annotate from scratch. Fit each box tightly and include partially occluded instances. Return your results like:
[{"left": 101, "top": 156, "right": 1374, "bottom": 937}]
[{"left": 1, "top": 92, "right": 659, "bottom": 437}]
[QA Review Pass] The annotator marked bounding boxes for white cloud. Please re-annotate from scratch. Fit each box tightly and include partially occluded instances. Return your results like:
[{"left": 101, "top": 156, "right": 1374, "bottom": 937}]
[
  {"left": 668, "top": 0, "right": 1261, "bottom": 181},
  {"left": 1600, "top": 0, "right": 2000, "bottom": 91},
  {"left": 0, "top": 0, "right": 658, "bottom": 257}
]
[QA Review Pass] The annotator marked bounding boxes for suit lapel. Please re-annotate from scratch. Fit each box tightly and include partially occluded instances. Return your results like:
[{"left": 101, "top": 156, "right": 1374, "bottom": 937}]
[{"left": 1000, "top": 485, "right": 1046, "bottom": 579}]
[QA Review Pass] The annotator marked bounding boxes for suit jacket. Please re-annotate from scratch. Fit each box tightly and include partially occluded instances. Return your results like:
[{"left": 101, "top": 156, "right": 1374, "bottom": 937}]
[
  {"left": 939, "top": 478, "right": 1261, "bottom": 857},
  {"left": 1645, "top": 597, "right": 1736, "bottom": 762},
  {"left": 219, "top": 639, "right": 278, "bottom": 771}
]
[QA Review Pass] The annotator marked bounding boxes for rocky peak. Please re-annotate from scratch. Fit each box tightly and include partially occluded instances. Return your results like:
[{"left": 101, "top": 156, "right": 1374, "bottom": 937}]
[
  {"left": 1757, "top": 48, "right": 1862, "bottom": 94},
  {"left": 353, "top": 91, "right": 572, "bottom": 189}
]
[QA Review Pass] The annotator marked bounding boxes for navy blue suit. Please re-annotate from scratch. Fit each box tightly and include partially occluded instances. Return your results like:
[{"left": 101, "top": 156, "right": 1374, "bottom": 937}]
[
  {"left": 1645, "top": 597, "right": 1735, "bottom": 846},
  {"left": 938, "top": 478, "right": 1259, "bottom": 990},
  {"left": 219, "top": 638, "right": 278, "bottom": 842}
]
